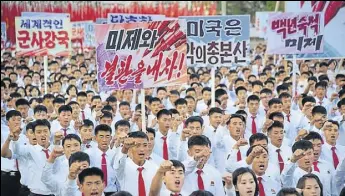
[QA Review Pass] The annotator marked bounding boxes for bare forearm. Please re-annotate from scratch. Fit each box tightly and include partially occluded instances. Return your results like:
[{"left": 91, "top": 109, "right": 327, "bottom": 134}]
[
  {"left": 1, "top": 138, "right": 13, "bottom": 158},
  {"left": 149, "top": 172, "right": 164, "bottom": 196}
]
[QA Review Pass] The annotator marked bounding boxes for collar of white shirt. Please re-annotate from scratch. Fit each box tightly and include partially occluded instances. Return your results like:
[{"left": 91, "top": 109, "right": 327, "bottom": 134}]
[{"left": 323, "top": 142, "right": 336, "bottom": 151}]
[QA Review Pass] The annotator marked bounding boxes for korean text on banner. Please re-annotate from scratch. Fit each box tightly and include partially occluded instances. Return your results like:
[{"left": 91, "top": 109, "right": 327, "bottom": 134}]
[
  {"left": 15, "top": 17, "right": 72, "bottom": 56},
  {"left": 96, "top": 20, "right": 188, "bottom": 91},
  {"left": 267, "top": 12, "right": 324, "bottom": 55},
  {"left": 285, "top": 1, "right": 345, "bottom": 59},
  {"left": 180, "top": 15, "right": 250, "bottom": 67},
  {"left": 107, "top": 13, "right": 165, "bottom": 24}
]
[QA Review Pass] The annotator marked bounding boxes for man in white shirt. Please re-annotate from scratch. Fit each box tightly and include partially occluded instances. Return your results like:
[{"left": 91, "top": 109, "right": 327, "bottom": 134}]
[
  {"left": 85, "top": 124, "right": 120, "bottom": 195},
  {"left": 196, "top": 87, "right": 211, "bottom": 113},
  {"left": 281, "top": 140, "right": 330, "bottom": 196},
  {"left": 146, "top": 128, "right": 164, "bottom": 165},
  {"left": 61, "top": 151, "right": 92, "bottom": 196},
  {"left": 78, "top": 167, "right": 106, "bottom": 196},
  {"left": 303, "top": 131, "right": 336, "bottom": 196},
  {"left": 153, "top": 109, "right": 179, "bottom": 160},
  {"left": 246, "top": 145, "right": 281, "bottom": 196},
  {"left": 8, "top": 119, "right": 56, "bottom": 195},
  {"left": 314, "top": 81, "right": 332, "bottom": 113},
  {"left": 0, "top": 110, "right": 24, "bottom": 196},
  {"left": 320, "top": 120, "right": 345, "bottom": 170},
  {"left": 279, "top": 92, "right": 303, "bottom": 141},
  {"left": 185, "top": 96, "right": 199, "bottom": 117},
  {"left": 77, "top": 92, "right": 93, "bottom": 121},
  {"left": 333, "top": 98, "right": 345, "bottom": 145},
  {"left": 113, "top": 131, "right": 158, "bottom": 196},
  {"left": 149, "top": 160, "right": 187, "bottom": 196},
  {"left": 165, "top": 90, "right": 180, "bottom": 110},
  {"left": 245, "top": 95, "right": 265, "bottom": 138},
  {"left": 182, "top": 135, "right": 225, "bottom": 196},
  {"left": 267, "top": 121, "right": 292, "bottom": 174},
  {"left": 50, "top": 105, "right": 77, "bottom": 142},
  {"left": 147, "top": 97, "right": 162, "bottom": 128},
  {"left": 215, "top": 114, "right": 247, "bottom": 173},
  {"left": 41, "top": 134, "right": 82, "bottom": 195},
  {"left": 79, "top": 120, "right": 96, "bottom": 151},
  {"left": 296, "top": 96, "right": 316, "bottom": 132},
  {"left": 113, "top": 101, "right": 132, "bottom": 123}
]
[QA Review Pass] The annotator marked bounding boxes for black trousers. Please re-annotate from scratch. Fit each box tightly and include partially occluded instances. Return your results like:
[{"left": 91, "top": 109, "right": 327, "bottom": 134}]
[
  {"left": 104, "top": 192, "right": 116, "bottom": 196},
  {"left": 1, "top": 171, "right": 21, "bottom": 196},
  {"left": 19, "top": 185, "right": 31, "bottom": 196},
  {"left": 28, "top": 192, "right": 54, "bottom": 196}
]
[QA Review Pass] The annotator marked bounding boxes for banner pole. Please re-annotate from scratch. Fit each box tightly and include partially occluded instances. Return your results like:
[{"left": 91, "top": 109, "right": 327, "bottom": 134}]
[
  {"left": 275, "top": 1, "right": 280, "bottom": 12},
  {"left": 211, "top": 67, "right": 216, "bottom": 107},
  {"left": 141, "top": 89, "right": 146, "bottom": 133},
  {"left": 292, "top": 54, "right": 297, "bottom": 97},
  {"left": 44, "top": 55, "right": 48, "bottom": 94}
]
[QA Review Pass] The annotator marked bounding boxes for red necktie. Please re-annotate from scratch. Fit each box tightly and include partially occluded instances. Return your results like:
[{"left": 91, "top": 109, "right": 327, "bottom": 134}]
[
  {"left": 101, "top": 153, "right": 108, "bottom": 186},
  {"left": 286, "top": 114, "right": 291, "bottom": 122},
  {"left": 138, "top": 167, "right": 146, "bottom": 196},
  {"left": 237, "top": 150, "right": 242, "bottom": 161},
  {"left": 257, "top": 177, "right": 265, "bottom": 196},
  {"left": 251, "top": 116, "right": 257, "bottom": 134},
  {"left": 331, "top": 147, "right": 339, "bottom": 169},
  {"left": 313, "top": 161, "right": 320, "bottom": 172},
  {"left": 196, "top": 169, "right": 204, "bottom": 190},
  {"left": 86, "top": 144, "right": 91, "bottom": 148},
  {"left": 319, "top": 101, "right": 323, "bottom": 105},
  {"left": 162, "top": 136, "right": 168, "bottom": 160},
  {"left": 42, "top": 149, "right": 49, "bottom": 159},
  {"left": 276, "top": 149, "right": 284, "bottom": 173},
  {"left": 264, "top": 109, "right": 268, "bottom": 114},
  {"left": 81, "top": 111, "right": 85, "bottom": 120},
  {"left": 62, "top": 128, "right": 67, "bottom": 137}
]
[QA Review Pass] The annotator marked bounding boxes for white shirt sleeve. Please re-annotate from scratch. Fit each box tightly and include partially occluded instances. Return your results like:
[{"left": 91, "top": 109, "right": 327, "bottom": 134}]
[
  {"left": 62, "top": 178, "right": 79, "bottom": 196},
  {"left": 113, "top": 151, "right": 127, "bottom": 181},
  {"left": 41, "top": 161, "right": 62, "bottom": 195},
  {"left": 281, "top": 161, "right": 297, "bottom": 188}
]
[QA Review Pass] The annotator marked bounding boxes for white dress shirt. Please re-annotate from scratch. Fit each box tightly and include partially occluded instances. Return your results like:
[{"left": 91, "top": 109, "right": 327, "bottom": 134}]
[
  {"left": 113, "top": 152, "right": 158, "bottom": 196},
  {"left": 268, "top": 143, "right": 292, "bottom": 173},
  {"left": 282, "top": 110, "right": 303, "bottom": 142},
  {"left": 196, "top": 100, "right": 208, "bottom": 113},
  {"left": 147, "top": 152, "right": 164, "bottom": 165},
  {"left": 12, "top": 142, "right": 54, "bottom": 195},
  {"left": 215, "top": 127, "right": 248, "bottom": 173},
  {"left": 313, "top": 159, "right": 337, "bottom": 196},
  {"left": 256, "top": 174, "right": 281, "bottom": 196},
  {"left": 333, "top": 157, "right": 345, "bottom": 195},
  {"left": 315, "top": 97, "right": 332, "bottom": 113},
  {"left": 85, "top": 147, "right": 120, "bottom": 192},
  {"left": 153, "top": 130, "right": 179, "bottom": 160},
  {"left": 245, "top": 113, "right": 265, "bottom": 138},
  {"left": 183, "top": 158, "right": 225, "bottom": 196},
  {"left": 50, "top": 120, "right": 77, "bottom": 142},
  {"left": 281, "top": 161, "right": 330, "bottom": 196},
  {"left": 62, "top": 178, "right": 105, "bottom": 196},
  {"left": 320, "top": 142, "right": 345, "bottom": 170},
  {"left": 41, "top": 156, "right": 69, "bottom": 196},
  {"left": 1, "top": 125, "right": 21, "bottom": 172},
  {"left": 332, "top": 115, "right": 345, "bottom": 146}
]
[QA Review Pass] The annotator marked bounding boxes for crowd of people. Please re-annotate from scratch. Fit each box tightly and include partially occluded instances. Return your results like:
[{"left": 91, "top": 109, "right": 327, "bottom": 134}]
[{"left": 1, "top": 44, "right": 345, "bottom": 196}]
